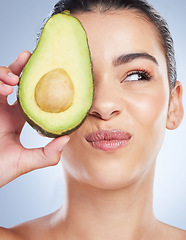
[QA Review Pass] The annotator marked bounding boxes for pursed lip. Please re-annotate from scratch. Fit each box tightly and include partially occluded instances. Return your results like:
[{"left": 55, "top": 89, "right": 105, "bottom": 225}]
[{"left": 85, "top": 129, "right": 132, "bottom": 151}]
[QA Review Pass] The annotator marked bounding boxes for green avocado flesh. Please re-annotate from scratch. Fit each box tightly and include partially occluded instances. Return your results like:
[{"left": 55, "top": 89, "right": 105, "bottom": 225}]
[{"left": 18, "top": 12, "right": 94, "bottom": 138}]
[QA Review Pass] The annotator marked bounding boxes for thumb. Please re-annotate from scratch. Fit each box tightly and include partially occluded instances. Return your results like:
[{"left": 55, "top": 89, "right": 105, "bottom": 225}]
[
  {"left": 44, "top": 135, "right": 70, "bottom": 164},
  {"left": 21, "top": 135, "right": 70, "bottom": 174}
]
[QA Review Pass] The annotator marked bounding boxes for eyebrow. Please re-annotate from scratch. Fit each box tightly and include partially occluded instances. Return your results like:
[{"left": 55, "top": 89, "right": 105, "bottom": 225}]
[{"left": 112, "top": 52, "right": 159, "bottom": 66}]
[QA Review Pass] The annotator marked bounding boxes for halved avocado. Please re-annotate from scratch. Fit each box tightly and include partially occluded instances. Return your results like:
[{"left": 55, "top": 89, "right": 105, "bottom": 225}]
[{"left": 18, "top": 11, "right": 94, "bottom": 138}]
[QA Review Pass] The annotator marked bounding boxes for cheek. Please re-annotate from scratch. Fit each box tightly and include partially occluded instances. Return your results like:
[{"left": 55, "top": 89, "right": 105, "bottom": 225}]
[
  {"left": 127, "top": 83, "right": 170, "bottom": 160},
  {"left": 128, "top": 85, "right": 169, "bottom": 130}
]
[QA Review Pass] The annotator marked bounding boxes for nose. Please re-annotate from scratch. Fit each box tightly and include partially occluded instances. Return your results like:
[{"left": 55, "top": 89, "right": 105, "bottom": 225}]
[{"left": 89, "top": 81, "right": 123, "bottom": 121}]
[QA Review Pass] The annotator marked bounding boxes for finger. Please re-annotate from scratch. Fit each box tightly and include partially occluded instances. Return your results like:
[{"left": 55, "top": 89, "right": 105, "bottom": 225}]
[
  {"left": 19, "top": 135, "right": 70, "bottom": 174},
  {"left": 8, "top": 50, "right": 31, "bottom": 76},
  {"left": 0, "top": 69, "right": 18, "bottom": 104},
  {"left": 0, "top": 80, "right": 14, "bottom": 96},
  {"left": 0, "top": 67, "right": 19, "bottom": 86}
]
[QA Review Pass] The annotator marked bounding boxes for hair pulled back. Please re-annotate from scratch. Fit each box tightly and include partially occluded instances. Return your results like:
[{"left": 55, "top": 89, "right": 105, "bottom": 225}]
[{"left": 46, "top": 0, "right": 177, "bottom": 89}]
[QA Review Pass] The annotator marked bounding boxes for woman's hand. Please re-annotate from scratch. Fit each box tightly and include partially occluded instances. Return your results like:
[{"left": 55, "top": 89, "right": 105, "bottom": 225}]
[{"left": 0, "top": 51, "right": 70, "bottom": 188}]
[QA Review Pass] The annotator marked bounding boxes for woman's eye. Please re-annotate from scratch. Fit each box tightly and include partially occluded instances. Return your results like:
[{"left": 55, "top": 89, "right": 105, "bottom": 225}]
[{"left": 124, "top": 71, "right": 151, "bottom": 82}]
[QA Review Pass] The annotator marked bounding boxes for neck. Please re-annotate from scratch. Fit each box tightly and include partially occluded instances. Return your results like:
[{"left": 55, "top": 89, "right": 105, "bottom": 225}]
[{"left": 58, "top": 162, "right": 157, "bottom": 240}]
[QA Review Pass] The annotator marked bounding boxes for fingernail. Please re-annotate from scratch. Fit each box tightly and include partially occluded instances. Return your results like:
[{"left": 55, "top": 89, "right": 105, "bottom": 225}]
[
  {"left": 59, "top": 136, "right": 70, "bottom": 152},
  {"left": 8, "top": 72, "right": 18, "bottom": 79}
]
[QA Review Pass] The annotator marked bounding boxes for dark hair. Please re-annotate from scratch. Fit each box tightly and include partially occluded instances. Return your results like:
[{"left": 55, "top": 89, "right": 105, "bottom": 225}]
[{"left": 45, "top": 0, "right": 177, "bottom": 89}]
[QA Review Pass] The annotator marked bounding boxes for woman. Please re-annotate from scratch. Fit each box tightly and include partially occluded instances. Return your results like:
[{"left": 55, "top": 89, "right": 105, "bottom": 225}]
[{"left": 0, "top": 0, "right": 185, "bottom": 239}]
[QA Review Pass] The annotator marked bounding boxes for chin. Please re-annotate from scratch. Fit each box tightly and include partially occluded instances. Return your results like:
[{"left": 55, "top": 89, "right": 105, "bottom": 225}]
[
  {"left": 62, "top": 134, "right": 158, "bottom": 191},
  {"left": 63, "top": 153, "right": 152, "bottom": 191},
  {"left": 85, "top": 164, "right": 147, "bottom": 190},
  {"left": 86, "top": 174, "right": 137, "bottom": 191}
]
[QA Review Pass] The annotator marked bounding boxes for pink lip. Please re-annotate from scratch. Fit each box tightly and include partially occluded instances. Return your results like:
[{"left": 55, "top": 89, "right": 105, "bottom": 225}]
[{"left": 86, "top": 129, "right": 132, "bottom": 152}]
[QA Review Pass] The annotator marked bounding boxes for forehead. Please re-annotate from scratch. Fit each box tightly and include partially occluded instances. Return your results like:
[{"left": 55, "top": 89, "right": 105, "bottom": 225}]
[{"left": 73, "top": 10, "right": 164, "bottom": 63}]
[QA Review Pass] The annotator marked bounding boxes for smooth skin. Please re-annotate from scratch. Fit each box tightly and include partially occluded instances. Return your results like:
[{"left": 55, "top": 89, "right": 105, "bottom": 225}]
[{"left": 0, "top": 9, "right": 185, "bottom": 240}]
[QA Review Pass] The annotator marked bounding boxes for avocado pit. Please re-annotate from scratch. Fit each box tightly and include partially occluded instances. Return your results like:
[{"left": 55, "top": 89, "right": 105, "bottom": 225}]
[{"left": 35, "top": 68, "right": 74, "bottom": 113}]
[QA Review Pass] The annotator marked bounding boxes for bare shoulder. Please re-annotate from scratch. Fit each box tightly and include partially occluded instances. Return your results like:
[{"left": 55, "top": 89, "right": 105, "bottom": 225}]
[
  {"left": 6, "top": 210, "right": 61, "bottom": 240},
  {"left": 10, "top": 217, "right": 50, "bottom": 240},
  {"left": 0, "top": 227, "right": 23, "bottom": 240},
  {"left": 157, "top": 221, "right": 186, "bottom": 240}
]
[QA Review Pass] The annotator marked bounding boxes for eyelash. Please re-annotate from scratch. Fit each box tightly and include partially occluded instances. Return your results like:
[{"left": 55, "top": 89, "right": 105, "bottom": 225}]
[{"left": 122, "top": 69, "right": 152, "bottom": 83}]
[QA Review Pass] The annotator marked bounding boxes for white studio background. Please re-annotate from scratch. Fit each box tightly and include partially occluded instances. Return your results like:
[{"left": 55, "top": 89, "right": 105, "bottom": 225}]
[{"left": 0, "top": 0, "right": 186, "bottom": 230}]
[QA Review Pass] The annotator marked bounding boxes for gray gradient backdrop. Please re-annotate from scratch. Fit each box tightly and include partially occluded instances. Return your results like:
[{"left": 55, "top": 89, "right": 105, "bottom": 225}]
[{"left": 0, "top": 0, "right": 186, "bottom": 230}]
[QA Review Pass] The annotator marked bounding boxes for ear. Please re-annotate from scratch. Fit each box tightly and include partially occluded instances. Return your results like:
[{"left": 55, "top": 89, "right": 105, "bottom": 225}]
[{"left": 166, "top": 81, "right": 184, "bottom": 130}]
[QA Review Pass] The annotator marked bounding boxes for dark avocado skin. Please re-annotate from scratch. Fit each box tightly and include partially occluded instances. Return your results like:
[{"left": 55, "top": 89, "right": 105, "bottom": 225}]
[
  {"left": 17, "top": 88, "right": 93, "bottom": 138},
  {"left": 36, "top": 116, "right": 88, "bottom": 138}
]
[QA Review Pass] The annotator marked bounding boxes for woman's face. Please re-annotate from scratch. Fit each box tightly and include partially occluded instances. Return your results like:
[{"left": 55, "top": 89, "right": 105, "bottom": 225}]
[{"left": 62, "top": 10, "right": 170, "bottom": 189}]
